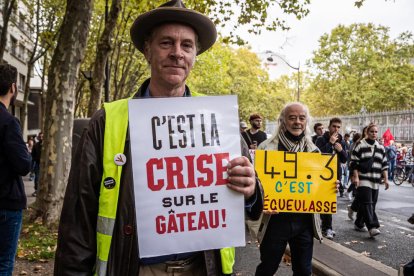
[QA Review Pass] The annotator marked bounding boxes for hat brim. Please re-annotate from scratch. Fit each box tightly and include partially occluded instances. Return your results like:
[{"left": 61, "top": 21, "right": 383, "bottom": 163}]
[{"left": 130, "top": 7, "right": 217, "bottom": 55}]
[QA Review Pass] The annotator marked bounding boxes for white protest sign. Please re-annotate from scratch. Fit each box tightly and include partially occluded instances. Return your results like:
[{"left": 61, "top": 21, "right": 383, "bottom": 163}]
[{"left": 128, "top": 95, "right": 245, "bottom": 258}]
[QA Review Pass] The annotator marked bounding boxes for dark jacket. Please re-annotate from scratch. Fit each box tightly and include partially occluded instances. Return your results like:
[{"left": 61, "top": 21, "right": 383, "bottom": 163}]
[
  {"left": 54, "top": 79, "right": 263, "bottom": 276},
  {"left": 315, "top": 132, "right": 348, "bottom": 181},
  {"left": 31, "top": 140, "right": 42, "bottom": 163},
  {"left": 0, "top": 102, "right": 31, "bottom": 210}
]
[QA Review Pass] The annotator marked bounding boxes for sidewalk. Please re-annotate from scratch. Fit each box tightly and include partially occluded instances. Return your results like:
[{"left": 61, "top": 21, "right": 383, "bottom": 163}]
[
  {"left": 23, "top": 176, "right": 36, "bottom": 205},
  {"left": 312, "top": 239, "right": 398, "bottom": 276}
]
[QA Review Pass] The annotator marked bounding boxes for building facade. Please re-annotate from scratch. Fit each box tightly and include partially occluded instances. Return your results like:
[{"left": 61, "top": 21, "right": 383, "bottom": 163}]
[{"left": 1, "top": 0, "right": 41, "bottom": 140}]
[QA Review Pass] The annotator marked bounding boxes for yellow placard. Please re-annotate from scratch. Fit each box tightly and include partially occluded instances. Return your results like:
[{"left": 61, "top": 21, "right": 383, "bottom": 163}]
[{"left": 255, "top": 150, "right": 337, "bottom": 214}]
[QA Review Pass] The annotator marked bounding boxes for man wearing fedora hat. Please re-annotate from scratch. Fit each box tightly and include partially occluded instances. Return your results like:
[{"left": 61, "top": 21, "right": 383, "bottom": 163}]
[{"left": 54, "top": 1, "right": 263, "bottom": 275}]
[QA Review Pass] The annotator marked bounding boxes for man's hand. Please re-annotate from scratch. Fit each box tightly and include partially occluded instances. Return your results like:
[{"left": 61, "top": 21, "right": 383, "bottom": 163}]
[
  {"left": 227, "top": 156, "right": 256, "bottom": 199},
  {"left": 329, "top": 132, "right": 339, "bottom": 144},
  {"left": 333, "top": 143, "right": 343, "bottom": 152},
  {"left": 384, "top": 180, "right": 390, "bottom": 190},
  {"left": 335, "top": 180, "right": 340, "bottom": 192},
  {"left": 352, "top": 172, "right": 359, "bottom": 187}
]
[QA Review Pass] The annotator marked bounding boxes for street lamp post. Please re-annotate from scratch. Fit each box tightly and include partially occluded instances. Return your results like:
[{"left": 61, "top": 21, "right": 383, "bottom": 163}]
[{"left": 266, "top": 51, "right": 300, "bottom": 101}]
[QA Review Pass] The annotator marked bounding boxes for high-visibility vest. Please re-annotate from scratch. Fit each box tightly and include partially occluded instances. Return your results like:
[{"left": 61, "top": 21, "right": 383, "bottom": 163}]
[{"left": 95, "top": 98, "right": 235, "bottom": 275}]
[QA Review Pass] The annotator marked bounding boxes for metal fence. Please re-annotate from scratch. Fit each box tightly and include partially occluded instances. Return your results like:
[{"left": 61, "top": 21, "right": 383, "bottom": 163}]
[{"left": 265, "top": 109, "right": 414, "bottom": 144}]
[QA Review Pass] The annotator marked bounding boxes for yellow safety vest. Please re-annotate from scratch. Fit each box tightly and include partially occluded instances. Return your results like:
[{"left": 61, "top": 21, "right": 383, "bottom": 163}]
[{"left": 95, "top": 98, "right": 235, "bottom": 275}]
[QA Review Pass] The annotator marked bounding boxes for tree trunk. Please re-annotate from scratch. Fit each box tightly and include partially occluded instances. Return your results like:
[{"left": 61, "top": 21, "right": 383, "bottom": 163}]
[
  {"left": 37, "top": 0, "right": 93, "bottom": 226},
  {"left": 87, "top": 0, "right": 122, "bottom": 117},
  {"left": 0, "top": 0, "right": 16, "bottom": 62},
  {"left": 20, "top": 62, "right": 34, "bottom": 132}
]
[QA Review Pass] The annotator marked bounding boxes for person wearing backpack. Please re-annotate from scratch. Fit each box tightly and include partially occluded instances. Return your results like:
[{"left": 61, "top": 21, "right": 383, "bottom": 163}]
[{"left": 385, "top": 140, "right": 397, "bottom": 181}]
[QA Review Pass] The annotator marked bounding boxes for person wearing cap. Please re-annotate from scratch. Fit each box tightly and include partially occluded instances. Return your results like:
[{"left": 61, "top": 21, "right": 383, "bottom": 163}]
[
  {"left": 241, "top": 114, "right": 267, "bottom": 149},
  {"left": 240, "top": 121, "right": 248, "bottom": 133},
  {"left": 54, "top": 1, "right": 263, "bottom": 275}
]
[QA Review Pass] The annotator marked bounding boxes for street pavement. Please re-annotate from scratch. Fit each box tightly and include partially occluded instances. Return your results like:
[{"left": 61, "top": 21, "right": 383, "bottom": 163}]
[{"left": 332, "top": 181, "right": 414, "bottom": 270}]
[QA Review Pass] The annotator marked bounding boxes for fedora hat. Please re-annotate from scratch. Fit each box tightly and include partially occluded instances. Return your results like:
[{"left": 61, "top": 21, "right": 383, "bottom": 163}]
[{"left": 130, "top": 0, "right": 217, "bottom": 55}]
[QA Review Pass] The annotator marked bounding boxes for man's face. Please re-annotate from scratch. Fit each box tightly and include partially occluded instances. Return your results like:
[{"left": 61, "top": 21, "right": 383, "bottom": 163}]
[
  {"left": 284, "top": 104, "right": 307, "bottom": 136},
  {"left": 144, "top": 23, "right": 197, "bottom": 93},
  {"left": 251, "top": 118, "right": 262, "bottom": 130},
  {"left": 329, "top": 122, "right": 341, "bottom": 136},
  {"left": 315, "top": 125, "right": 324, "bottom": 136},
  {"left": 38, "top": 133, "right": 43, "bottom": 142}
]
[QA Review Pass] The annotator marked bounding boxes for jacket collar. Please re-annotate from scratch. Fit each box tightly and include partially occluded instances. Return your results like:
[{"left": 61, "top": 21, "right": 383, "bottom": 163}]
[{"left": 133, "top": 78, "right": 192, "bottom": 98}]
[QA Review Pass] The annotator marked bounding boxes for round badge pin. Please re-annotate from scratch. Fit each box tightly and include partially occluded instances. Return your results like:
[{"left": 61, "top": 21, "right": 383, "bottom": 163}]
[
  {"left": 114, "top": 153, "right": 127, "bottom": 166},
  {"left": 103, "top": 177, "right": 116, "bottom": 189}
]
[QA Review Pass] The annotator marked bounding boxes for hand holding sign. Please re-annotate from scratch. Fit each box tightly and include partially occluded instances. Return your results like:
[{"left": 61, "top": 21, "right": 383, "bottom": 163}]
[{"left": 227, "top": 156, "right": 256, "bottom": 199}]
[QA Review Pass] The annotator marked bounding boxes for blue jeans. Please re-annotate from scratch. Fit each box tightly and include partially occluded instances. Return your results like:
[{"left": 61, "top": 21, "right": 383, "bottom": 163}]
[
  {"left": 34, "top": 162, "right": 40, "bottom": 191},
  {"left": 0, "top": 210, "right": 23, "bottom": 276},
  {"left": 388, "top": 159, "right": 396, "bottom": 180}
]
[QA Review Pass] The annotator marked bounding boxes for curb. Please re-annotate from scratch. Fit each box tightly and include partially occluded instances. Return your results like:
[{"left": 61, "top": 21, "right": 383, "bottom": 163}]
[
  {"left": 312, "top": 258, "right": 342, "bottom": 276},
  {"left": 313, "top": 239, "right": 397, "bottom": 276}
]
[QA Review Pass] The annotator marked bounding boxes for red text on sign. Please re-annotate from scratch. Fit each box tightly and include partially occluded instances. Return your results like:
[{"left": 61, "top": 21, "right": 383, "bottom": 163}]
[{"left": 146, "top": 153, "right": 229, "bottom": 191}]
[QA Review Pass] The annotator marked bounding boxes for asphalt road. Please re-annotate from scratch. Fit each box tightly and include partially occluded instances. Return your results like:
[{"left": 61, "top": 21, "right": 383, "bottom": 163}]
[
  {"left": 234, "top": 181, "right": 414, "bottom": 275},
  {"left": 333, "top": 181, "right": 414, "bottom": 270}
]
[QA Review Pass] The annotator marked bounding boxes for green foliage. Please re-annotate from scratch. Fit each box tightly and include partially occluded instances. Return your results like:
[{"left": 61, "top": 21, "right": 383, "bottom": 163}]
[
  {"left": 305, "top": 23, "right": 414, "bottom": 116},
  {"left": 187, "top": 41, "right": 293, "bottom": 122},
  {"left": 75, "top": 0, "right": 313, "bottom": 116},
  {"left": 17, "top": 211, "right": 58, "bottom": 261}
]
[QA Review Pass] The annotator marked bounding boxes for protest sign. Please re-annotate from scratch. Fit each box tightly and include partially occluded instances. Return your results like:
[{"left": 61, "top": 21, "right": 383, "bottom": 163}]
[
  {"left": 128, "top": 95, "right": 245, "bottom": 258},
  {"left": 255, "top": 150, "right": 337, "bottom": 214}
]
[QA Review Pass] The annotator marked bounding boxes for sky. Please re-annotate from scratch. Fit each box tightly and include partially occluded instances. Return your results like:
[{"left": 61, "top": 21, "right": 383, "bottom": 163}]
[{"left": 221, "top": 0, "right": 414, "bottom": 78}]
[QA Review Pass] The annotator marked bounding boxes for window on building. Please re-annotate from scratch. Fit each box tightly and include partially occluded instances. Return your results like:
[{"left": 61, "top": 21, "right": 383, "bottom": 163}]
[
  {"left": 19, "top": 73, "right": 26, "bottom": 91},
  {"left": 10, "top": 36, "right": 17, "bottom": 56},
  {"left": 19, "top": 12, "right": 25, "bottom": 30},
  {"left": 19, "top": 44, "right": 25, "bottom": 60}
]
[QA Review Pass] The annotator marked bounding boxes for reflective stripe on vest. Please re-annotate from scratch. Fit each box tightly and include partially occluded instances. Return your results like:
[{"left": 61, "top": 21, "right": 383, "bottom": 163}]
[
  {"left": 95, "top": 98, "right": 129, "bottom": 276},
  {"left": 95, "top": 96, "right": 235, "bottom": 275}
]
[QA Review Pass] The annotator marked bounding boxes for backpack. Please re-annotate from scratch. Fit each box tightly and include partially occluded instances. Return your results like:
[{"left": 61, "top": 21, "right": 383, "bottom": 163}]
[{"left": 386, "top": 146, "right": 397, "bottom": 160}]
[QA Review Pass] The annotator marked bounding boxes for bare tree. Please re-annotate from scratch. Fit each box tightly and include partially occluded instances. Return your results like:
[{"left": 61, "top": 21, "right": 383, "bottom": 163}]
[{"left": 36, "top": 0, "right": 93, "bottom": 225}]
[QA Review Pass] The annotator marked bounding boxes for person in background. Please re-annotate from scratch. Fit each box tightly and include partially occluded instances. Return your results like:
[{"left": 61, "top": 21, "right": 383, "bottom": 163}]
[
  {"left": 346, "top": 132, "right": 362, "bottom": 220},
  {"left": 350, "top": 123, "right": 389, "bottom": 237},
  {"left": 26, "top": 137, "right": 35, "bottom": 181},
  {"left": 242, "top": 114, "right": 267, "bottom": 149},
  {"left": 240, "top": 121, "right": 248, "bottom": 133},
  {"left": 0, "top": 64, "right": 32, "bottom": 275},
  {"left": 315, "top": 117, "right": 347, "bottom": 239},
  {"left": 342, "top": 133, "right": 351, "bottom": 198},
  {"left": 312, "top": 122, "right": 324, "bottom": 144},
  {"left": 385, "top": 140, "right": 397, "bottom": 181},
  {"left": 31, "top": 132, "right": 43, "bottom": 197},
  {"left": 255, "top": 102, "right": 323, "bottom": 276}
]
